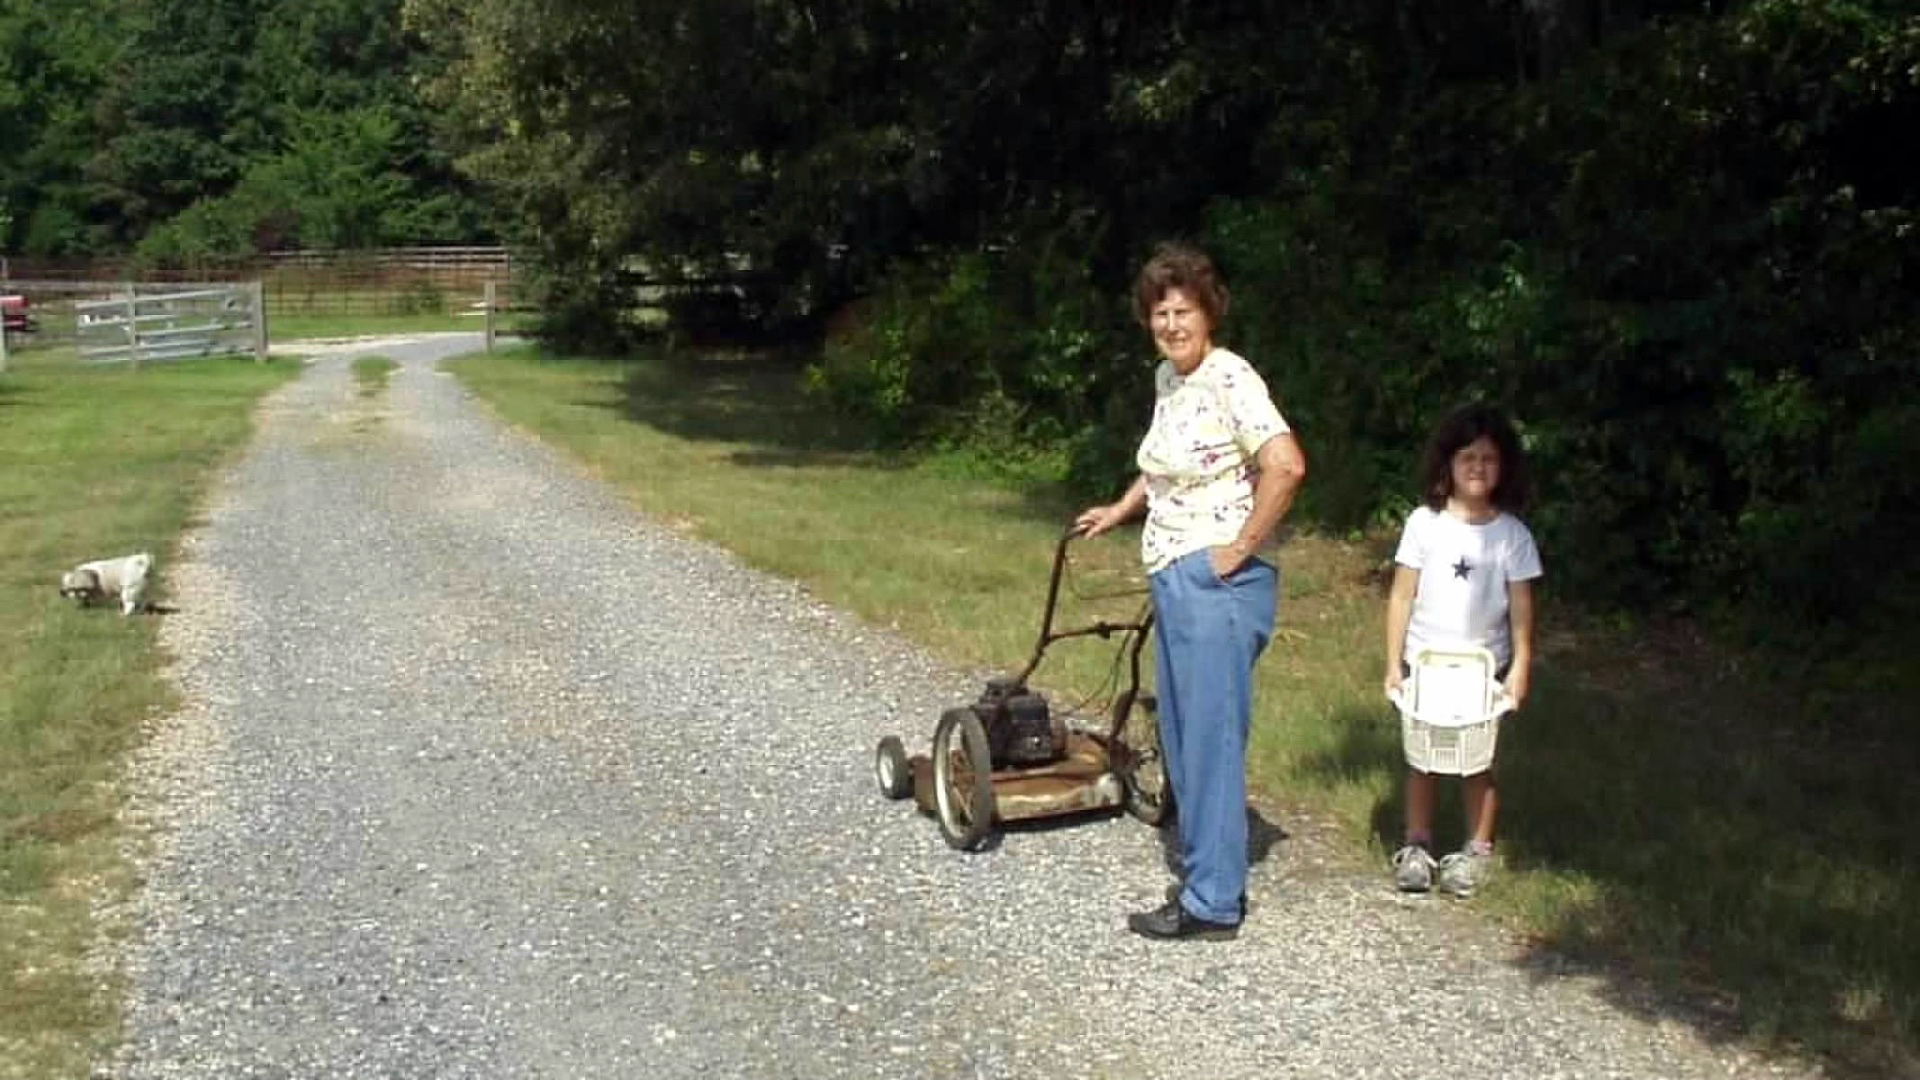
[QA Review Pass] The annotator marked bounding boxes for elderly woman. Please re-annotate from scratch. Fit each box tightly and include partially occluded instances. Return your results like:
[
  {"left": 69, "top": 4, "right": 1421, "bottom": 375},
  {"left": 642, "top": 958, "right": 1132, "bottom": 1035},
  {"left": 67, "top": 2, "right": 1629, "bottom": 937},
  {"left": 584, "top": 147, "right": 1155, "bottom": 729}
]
[{"left": 1077, "top": 242, "right": 1306, "bottom": 941}]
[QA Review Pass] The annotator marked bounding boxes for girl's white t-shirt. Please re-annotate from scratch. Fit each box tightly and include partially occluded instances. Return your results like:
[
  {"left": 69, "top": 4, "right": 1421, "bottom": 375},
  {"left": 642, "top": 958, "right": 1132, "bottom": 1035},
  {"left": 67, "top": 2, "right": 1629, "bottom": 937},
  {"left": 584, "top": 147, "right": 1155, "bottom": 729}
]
[{"left": 1394, "top": 506, "right": 1543, "bottom": 668}]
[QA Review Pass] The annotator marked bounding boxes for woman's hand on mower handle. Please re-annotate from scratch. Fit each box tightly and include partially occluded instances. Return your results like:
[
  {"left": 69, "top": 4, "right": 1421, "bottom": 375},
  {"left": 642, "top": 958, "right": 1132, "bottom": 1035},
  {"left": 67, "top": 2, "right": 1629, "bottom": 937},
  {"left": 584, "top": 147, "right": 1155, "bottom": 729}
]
[
  {"left": 1077, "top": 476, "right": 1148, "bottom": 539},
  {"left": 1075, "top": 503, "right": 1126, "bottom": 538}
]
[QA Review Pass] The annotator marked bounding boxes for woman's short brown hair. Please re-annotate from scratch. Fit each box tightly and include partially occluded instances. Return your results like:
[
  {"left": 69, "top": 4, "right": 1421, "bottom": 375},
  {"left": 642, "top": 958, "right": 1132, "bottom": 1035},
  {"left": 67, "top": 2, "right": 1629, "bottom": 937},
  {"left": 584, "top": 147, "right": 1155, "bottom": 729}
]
[{"left": 1133, "top": 242, "right": 1230, "bottom": 328}]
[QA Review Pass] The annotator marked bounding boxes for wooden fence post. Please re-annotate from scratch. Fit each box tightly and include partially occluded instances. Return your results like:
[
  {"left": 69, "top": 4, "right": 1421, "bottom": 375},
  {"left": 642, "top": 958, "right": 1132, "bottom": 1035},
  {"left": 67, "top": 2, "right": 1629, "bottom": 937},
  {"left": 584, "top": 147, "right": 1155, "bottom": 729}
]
[
  {"left": 250, "top": 280, "right": 268, "bottom": 361},
  {"left": 0, "top": 323, "right": 9, "bottom": 373},
  {"left": 484, "top": 280, "right": 496, "bottom": 353},
  {"left": 125, "top": 289, "right": 140, "bottom": 370}
]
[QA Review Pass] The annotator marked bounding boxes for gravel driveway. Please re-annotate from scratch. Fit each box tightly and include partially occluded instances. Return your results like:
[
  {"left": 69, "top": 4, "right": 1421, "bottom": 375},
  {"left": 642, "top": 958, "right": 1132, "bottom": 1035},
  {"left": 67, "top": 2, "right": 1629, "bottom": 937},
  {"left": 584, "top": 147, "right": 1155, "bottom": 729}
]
[{"left": 100, "top": 334, "right": 1821, "bottom": 1079}]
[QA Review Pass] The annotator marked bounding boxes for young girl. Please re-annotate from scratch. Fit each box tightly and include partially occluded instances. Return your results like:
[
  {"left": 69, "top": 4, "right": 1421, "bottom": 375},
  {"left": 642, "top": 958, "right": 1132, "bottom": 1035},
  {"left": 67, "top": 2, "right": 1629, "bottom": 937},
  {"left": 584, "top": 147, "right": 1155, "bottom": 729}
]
[{"left": 1383, "top": 404, "right": 1541, "bottom": 897}]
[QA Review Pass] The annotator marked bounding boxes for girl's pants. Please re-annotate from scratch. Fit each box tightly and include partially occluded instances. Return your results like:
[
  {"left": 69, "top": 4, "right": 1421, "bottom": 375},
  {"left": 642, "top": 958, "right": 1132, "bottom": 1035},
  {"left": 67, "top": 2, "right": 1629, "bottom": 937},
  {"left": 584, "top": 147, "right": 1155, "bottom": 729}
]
[{"left": 1148, "top": 549, "right": 1277, "bottom": 925}]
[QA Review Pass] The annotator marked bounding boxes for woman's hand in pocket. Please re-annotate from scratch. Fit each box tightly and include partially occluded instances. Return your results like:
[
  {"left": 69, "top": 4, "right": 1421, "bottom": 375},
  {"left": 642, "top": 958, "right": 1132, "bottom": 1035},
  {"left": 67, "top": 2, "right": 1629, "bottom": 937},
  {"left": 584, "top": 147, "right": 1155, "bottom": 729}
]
[{"left": 1208, "top": 544, "right": 1248, "bottom": 581}]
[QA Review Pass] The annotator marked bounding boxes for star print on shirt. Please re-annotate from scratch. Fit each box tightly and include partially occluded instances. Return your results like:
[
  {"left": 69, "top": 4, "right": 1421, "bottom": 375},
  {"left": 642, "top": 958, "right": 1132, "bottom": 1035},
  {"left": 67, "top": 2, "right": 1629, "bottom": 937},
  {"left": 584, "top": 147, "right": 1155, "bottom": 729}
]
[{"left": 1451, "top": 557, "right": 1472, "bottom": 580}]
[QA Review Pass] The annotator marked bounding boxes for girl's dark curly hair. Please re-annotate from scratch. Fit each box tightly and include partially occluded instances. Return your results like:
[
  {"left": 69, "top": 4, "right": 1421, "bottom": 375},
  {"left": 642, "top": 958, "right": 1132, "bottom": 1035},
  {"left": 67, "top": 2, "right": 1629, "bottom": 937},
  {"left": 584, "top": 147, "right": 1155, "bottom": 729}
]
[
  {"left": 1420, "top": 403, "right": 1531, "bottom": 513},
  {"left": 1132, "top": 241, "right": 1230, "bottom": 329}
]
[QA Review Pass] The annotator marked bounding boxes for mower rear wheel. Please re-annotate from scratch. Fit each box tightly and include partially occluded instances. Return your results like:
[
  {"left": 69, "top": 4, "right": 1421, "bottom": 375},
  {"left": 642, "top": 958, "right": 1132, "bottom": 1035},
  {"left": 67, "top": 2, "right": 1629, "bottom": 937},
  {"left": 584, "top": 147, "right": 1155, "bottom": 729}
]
[
  {"left": 874, "top": 736, "right": 912, "bottom": 800},
  {"left": 931, "top": 707, "right": 995, "bottom": 850},
  {"left": 1116, "top": 695, "right": 1172, "bottom": 826}
]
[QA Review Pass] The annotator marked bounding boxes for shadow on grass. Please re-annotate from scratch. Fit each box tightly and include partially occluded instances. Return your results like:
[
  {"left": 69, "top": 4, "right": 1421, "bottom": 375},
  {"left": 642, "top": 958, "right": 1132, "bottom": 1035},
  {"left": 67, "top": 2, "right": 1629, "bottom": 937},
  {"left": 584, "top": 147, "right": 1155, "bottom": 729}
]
[
  {"left": 575, "top": 348, "right": 1093, "bottom": 525},
  {"left": 574, "top": 349, "right": 898, "bottom": 470},
  {"left": 1297, "top": 661, "right": 1920, "bottom": 1078}
]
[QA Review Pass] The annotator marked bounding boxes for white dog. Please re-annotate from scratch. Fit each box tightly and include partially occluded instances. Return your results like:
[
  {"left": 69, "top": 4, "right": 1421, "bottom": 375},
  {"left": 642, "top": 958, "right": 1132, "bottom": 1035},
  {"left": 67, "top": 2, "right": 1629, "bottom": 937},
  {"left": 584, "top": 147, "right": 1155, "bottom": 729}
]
[{"left": 59, "top": 552, "right": 153, "bottom": 615}]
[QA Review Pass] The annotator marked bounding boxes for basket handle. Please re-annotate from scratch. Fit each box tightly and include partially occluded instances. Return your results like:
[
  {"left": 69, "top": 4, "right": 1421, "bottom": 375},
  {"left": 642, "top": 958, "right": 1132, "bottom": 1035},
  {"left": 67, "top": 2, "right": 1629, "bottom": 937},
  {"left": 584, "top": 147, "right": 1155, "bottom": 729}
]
[{"left": 1386, "top": 684, "right": 1515, "bottom": 727}]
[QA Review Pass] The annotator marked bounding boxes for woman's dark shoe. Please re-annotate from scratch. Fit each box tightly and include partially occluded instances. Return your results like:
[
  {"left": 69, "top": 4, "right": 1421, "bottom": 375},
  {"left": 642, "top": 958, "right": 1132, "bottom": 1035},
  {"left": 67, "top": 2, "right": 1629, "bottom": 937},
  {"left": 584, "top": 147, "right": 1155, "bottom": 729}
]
[
  {"left": 1127, "top": 899, "right": 1239, "bottom": 941},
  {"left": 1163, "top": 884, "right": 1249, "bottom": 919}
]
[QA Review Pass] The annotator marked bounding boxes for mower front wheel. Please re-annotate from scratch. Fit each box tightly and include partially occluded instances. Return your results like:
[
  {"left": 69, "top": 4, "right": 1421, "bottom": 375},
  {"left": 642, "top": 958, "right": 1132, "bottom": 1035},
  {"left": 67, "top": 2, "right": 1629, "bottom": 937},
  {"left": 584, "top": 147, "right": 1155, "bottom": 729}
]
[
  {"left": 931, "top": 707, "right": 995, "bottom": 851},
  {"left": 874, "top": 736, "right": 913, "bottom": 800}
]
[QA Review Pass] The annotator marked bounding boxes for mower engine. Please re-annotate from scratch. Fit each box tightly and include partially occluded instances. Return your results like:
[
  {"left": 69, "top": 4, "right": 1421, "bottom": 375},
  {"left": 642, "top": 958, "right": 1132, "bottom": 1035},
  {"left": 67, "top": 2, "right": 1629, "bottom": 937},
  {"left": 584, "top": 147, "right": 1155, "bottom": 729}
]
[{"left": 971, "top": 677, "right": 1068, "bottom": 768}]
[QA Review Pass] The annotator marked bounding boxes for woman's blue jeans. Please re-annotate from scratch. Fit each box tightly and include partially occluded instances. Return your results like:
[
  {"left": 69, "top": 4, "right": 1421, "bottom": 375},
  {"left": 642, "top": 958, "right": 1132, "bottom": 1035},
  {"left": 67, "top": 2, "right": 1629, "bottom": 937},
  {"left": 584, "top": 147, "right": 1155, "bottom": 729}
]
[{"left": 1148, "top": 549, "right": 1277, "bottom": 925}]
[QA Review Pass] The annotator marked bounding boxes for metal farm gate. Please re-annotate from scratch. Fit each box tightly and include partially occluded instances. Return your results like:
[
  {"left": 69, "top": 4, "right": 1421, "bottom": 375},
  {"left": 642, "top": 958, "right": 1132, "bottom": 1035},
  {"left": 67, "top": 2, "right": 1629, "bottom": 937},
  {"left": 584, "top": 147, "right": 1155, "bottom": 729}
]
[{"left": 74, "top": 282, "right": 267, "bottom": 365}]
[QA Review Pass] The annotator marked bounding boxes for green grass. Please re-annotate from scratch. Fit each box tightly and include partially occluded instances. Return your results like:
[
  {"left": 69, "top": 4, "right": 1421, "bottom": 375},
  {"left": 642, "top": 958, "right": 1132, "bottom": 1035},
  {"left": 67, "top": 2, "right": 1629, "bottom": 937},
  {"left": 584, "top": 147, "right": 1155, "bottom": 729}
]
[
  {"left": 449, "top": 343, "right": 1920, "bottom": 1078},
  {"left": 351, "top": 354, "right": 398, "bottom": 397},
  {"left": 0, "top": 347, "right": 299, "bottom": 1079}
]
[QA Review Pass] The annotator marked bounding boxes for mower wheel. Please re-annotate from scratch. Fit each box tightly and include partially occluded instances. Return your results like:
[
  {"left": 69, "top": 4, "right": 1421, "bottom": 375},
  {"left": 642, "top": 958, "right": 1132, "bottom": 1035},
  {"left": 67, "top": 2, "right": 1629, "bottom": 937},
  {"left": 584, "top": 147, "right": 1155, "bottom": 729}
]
[
  {"left": 931, "top": 707, "right": 995, "bottom": 851},
  {"left": 1116, "top": 694, "right": 1173, "bottom": 827},
  {"left": 874, "top": 736, "right": 913, "bottom": 800}
]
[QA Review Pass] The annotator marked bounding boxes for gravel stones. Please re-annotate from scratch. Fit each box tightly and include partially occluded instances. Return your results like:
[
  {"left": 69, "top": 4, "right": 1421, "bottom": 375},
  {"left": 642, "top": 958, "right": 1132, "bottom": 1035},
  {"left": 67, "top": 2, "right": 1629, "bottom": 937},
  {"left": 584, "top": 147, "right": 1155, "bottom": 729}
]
[{"left": 99, "top": 335, "right": 1823, "bottom": 1079}]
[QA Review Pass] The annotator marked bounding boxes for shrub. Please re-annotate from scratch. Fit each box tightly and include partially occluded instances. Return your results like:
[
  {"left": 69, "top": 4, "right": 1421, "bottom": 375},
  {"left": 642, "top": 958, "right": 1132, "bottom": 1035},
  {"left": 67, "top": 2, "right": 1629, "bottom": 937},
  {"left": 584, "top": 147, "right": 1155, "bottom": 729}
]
[{"left": 808, "top": 233, "right": 1134, "bottom": 457}]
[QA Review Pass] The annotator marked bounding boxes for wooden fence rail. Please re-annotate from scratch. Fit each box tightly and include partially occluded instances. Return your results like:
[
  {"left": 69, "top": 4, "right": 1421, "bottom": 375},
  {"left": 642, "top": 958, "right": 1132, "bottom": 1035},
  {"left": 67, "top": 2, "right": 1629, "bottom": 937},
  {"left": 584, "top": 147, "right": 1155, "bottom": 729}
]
[{"left": 0, "top": 247, "right": 517, "bottom": 320}]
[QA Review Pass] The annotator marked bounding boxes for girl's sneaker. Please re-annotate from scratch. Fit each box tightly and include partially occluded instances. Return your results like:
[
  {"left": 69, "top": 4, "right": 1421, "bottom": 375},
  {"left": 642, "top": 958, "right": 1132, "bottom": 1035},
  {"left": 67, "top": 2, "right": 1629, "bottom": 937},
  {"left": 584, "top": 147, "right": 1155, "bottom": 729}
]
[
  {"left": 1391, "top": 845, "right": 1436, "bottom": 892},
  {"left": 1437, "top": 849, "right": 1492, "bottom": 897}
]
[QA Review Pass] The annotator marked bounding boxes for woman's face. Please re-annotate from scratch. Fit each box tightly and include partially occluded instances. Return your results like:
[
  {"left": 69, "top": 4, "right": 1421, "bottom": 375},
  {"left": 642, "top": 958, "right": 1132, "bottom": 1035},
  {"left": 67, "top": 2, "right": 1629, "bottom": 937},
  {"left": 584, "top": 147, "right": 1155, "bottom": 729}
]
[
  {"left": 1149, "top": 287, "right": 1213, "bottom": 374},
  {"left": 1450, "top": 436, "right": 1502, "bottom": 506}
]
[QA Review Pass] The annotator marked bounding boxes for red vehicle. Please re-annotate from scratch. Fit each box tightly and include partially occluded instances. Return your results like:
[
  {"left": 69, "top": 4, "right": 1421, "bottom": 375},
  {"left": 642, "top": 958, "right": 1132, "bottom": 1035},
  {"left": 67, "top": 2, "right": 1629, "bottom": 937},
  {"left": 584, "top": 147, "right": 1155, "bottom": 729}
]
[{"left": 2, "top": 293, "right": 35, "bottom": 332}]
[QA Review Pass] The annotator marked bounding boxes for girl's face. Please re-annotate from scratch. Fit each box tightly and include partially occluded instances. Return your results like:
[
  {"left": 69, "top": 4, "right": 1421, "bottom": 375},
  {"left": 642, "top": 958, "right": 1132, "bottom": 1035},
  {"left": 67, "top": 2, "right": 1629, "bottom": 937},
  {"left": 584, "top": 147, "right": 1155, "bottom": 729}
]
[
  {"left": 1149, "top": 287, "right": 1213, "bottom": 374},
  {"left": 1449, "top": 436, "right": 1502, "bottom": 508}
]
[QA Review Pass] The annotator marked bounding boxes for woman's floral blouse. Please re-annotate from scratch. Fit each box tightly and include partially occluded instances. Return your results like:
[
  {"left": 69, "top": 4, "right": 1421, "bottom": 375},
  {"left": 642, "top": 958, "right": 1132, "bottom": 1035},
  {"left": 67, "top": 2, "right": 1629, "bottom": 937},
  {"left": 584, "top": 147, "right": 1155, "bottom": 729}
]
[{"left": 1134, "top": 347, "right": 1290, "bottom": 574}]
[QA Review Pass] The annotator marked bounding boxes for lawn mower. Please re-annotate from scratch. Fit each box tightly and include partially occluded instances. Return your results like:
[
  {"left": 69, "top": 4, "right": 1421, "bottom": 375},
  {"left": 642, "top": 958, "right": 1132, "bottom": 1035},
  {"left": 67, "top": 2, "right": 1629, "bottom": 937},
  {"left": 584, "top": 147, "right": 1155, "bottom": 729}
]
[{"left": 872, "top": 524, "right": 1170, "bottom": 850}]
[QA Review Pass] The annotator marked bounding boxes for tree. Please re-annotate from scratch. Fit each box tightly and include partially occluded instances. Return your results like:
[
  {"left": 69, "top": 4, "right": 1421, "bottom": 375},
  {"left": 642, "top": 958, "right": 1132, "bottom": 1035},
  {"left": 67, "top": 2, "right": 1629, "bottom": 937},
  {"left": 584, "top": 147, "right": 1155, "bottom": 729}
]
[
  {"left": 0, "top": 0, "right": 116, "bottom": 253},
  {"left": 87, "top": 0, "right": 274, "bottom": 244},
  {"left": 73, "top": 0, "right": 474, "bottom": 254}
]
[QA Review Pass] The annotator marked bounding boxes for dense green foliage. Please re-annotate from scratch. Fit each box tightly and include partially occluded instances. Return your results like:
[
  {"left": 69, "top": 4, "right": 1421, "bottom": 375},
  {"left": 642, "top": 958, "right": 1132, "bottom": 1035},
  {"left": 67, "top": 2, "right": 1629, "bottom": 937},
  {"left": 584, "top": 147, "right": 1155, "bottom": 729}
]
[
  {"left": 7, "top": 0, "right": 1916, "bottom": 633},
  {"left": 0, "top": 0, "right": 479, "bottom": 257},
  {"left": 411, "top": 0, "right": 1919, "bottom": 644},
  {"left": 1209, "top": 1, "right": 1920, "bottom": 636}
]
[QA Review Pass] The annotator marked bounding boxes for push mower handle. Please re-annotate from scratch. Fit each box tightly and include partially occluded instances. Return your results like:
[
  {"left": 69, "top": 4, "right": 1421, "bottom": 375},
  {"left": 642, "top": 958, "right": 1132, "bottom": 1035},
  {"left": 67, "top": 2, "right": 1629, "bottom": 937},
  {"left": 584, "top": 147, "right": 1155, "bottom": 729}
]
[
  {"left": 1038, "top": 524, "right": 1079, "bottom": 639},
  {"left": 1007, "top": 520, "right": 1143, "bottom": 688}
]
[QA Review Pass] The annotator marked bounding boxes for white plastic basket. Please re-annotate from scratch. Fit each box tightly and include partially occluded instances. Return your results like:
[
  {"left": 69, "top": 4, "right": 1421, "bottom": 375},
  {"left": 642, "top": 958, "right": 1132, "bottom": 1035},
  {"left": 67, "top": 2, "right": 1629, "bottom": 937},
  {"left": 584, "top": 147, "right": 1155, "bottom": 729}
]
[{"left": 1389, "top": 646, "right": 1513, "bottom": 776}]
